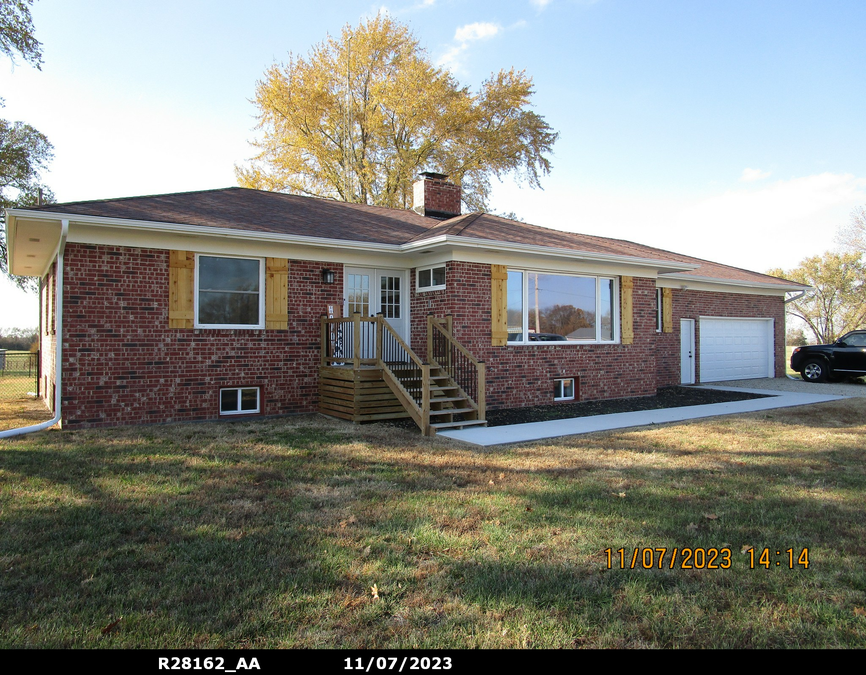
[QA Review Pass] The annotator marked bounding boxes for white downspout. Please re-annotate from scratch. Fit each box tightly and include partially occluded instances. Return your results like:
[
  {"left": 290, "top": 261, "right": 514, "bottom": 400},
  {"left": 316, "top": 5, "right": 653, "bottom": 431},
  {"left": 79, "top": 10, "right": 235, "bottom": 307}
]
[{"left": 0, "top": 219, "right": 68, "bottom": 439}]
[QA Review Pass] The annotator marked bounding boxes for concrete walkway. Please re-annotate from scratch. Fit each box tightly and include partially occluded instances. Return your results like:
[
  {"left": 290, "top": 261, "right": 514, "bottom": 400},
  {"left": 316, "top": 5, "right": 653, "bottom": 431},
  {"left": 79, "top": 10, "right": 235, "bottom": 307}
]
[
  {"left": 712, "top": 376, "right": 866, "bottom": 397},
  {"left": 436, "top": 384, "right": 849, "bottom": 447}
]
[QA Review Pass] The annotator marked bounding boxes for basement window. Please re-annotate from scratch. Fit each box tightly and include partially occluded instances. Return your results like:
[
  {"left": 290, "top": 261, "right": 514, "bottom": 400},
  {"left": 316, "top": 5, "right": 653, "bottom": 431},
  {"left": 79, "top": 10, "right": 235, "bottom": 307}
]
[
  {"left": 417, "top": 265, "right": 446, "bottom": 292},
  {"left": 554, "top": 378, "right": 575, "bottom": 401},
  {"left": 220, "top": 387, "right": 260, "bottom": 415}
]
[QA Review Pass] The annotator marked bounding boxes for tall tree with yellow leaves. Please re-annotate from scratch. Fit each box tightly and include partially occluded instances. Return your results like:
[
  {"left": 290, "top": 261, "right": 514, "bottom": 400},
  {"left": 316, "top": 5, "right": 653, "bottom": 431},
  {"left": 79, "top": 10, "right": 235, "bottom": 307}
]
[
  {"left": 236, "top": 14, "right": 558, "bottom": 212},
  {"left": 768, "top": 251, "right": 866, "bottom": 344}
]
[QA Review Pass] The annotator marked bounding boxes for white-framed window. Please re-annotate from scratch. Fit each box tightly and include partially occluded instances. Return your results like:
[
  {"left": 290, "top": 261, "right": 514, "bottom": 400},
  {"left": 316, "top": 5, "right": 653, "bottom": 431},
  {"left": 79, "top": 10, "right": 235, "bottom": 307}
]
[
  {"left": 656, "top": 288, "right": 663, "bottom": 332},
  {"left": 195, "top": 254, "right": 265, "bottom": 328},
  {"left": 416, "top": 265, "right": 446, "bottom": 292},
  {"left": 554, "top": 378, "right": 575, "bottom": 401},
  {"left": 506, "top": 270, "right": 619, "bottom": 344},
  {"left": 220, "top": 387, "right": 260, "bottom": 415}
]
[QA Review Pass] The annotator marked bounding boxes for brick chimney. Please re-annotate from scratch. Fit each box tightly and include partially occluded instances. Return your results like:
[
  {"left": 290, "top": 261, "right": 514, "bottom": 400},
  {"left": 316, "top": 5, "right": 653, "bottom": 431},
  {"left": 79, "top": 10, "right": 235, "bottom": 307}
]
[{"left": 412, "top": 172, "right": 462, "bottom": 219}]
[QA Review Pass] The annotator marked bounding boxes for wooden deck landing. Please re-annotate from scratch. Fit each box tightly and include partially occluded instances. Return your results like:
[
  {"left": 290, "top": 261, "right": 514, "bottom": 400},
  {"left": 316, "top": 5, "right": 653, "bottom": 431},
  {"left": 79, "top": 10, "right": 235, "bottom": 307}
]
[{"left": 318, "top": 365, "right": 410, "bottom": 422}]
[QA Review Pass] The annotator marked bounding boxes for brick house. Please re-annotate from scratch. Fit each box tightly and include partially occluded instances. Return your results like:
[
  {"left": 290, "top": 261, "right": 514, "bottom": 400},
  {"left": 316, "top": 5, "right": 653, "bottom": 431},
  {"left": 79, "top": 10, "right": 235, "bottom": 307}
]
[{"left": 4, "top": 173, "right": 806, "bottom": 433}]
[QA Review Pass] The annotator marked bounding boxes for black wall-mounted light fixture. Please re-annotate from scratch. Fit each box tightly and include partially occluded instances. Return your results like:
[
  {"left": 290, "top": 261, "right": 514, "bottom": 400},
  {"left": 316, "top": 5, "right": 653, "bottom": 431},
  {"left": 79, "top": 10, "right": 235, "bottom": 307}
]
[{"left": 321, "top": 268, "right": 335, "bottom": 284}]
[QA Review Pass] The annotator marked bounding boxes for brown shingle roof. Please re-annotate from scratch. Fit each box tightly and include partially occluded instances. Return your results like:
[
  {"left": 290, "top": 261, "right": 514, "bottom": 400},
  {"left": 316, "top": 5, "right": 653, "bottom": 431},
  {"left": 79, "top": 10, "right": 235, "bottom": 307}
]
[
  {"left": 31, "top": 187, "right": 438, "bottom": 245},
  {"left": 27, "top": 187, "right": 797, "bottom": 288},
  {"left": 414, "top": 212, "right": 797, "bottom": 287}
]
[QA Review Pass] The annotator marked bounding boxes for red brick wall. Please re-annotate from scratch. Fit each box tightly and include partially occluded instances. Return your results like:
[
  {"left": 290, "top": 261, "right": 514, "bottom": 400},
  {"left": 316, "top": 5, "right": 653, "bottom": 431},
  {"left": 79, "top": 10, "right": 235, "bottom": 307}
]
[
  {"left": 57, "top": 246, "right": 786, "bottom": 427},
  {"left": 410, "top": 262, "right": 786, "bottom": 409},
  {"left": 655, "top": 288, "right": 786, "bottom": 386},
  {"left": 60, "top": 244, "right": 343, "bottom": 428},
  {"left": 415, "top": 177, "right": 461, "bottom": 217},
  {"left": 410, "top": 262, "right": 658, "bottom": 408}
]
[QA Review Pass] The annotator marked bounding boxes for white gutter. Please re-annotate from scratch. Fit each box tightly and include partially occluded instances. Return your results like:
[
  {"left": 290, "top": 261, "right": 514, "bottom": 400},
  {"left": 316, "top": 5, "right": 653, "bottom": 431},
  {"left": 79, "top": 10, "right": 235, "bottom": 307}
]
[
  {"left": 5, "top": 208, "right": 405, "bottom": 254},
  {"left": 409, "top": 234, "right": 701, "bottom": 272},
  {"left": 0, "top": 219, "right": 68, "bottom": 439},
  {"left": 7, "top": 209, "right": 702, "bottom": 274},
  {"left": 659, "top": 272, "right": 810, "bottom": 293}
]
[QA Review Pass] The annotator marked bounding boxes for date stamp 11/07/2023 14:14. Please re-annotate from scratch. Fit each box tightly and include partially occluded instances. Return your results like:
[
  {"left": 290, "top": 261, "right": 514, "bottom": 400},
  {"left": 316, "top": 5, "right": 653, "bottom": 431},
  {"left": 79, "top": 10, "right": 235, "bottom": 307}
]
[{"left": 605, "top": 547, "right": 810, "bottom": 570}]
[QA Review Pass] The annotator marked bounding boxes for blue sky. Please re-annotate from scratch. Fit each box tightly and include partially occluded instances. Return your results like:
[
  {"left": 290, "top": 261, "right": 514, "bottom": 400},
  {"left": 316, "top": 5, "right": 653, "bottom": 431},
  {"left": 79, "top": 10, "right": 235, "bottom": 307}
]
[{"left": 2, "top": 0, "right": 865, "bottom": 329}]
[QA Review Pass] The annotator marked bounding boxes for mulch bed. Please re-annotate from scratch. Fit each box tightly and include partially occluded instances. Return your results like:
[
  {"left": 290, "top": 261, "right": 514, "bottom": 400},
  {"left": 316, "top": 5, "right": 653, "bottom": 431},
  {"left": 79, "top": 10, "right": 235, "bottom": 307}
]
[
  {"left": 381, "top": 386, "right": 770, "bottom": 429},
  {"left": 484, "top": 386, "right": 769, "bottom": 427}
]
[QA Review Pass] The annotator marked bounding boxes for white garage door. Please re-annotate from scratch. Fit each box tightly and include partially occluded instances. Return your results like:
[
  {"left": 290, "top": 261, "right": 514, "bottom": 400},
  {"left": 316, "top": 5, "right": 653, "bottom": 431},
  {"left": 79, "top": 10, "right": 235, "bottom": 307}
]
[{"left": 699, "top": 317, "right": 774, "bottom": 382}]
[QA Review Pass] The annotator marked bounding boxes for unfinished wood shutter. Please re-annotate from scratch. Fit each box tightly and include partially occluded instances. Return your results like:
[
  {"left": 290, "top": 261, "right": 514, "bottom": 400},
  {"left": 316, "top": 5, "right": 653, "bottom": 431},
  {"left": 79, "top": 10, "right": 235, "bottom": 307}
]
[
  {"left": 662, "top": 287, "right": 673, "bottom": 333},
  {"left": 265, "top": 258, "right": 289, "bottom": 330},
  {"left": 620, "top": 276, "right": 634, "bottom": 345},
  {"left": 491, "top": 264, "right": 508, "bottom": 346},
  {"left": 169, "top": 251, "right": 195, "bottom": 329}
]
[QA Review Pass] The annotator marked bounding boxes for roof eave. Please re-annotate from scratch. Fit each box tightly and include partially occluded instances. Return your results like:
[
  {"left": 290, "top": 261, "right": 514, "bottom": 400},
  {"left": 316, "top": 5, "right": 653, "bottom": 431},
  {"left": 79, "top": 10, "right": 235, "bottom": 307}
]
[
  {"left": 660, "top": 271, "right": 810, "bottom": 292},
  {"left": 403, "top": 234, "right": 701, "bottom": 273},
  {"left": 13, "top": 210, "right": 797, "bottom": 288},
  {"left": 5, "top": 208, "right": 406, "bottom": 255}
]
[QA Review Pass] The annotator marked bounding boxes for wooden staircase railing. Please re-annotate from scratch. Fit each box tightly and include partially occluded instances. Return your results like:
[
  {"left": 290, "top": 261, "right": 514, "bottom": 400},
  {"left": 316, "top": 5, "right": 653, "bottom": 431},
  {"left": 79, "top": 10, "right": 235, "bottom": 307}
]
[
  {"left": 427, "top": 315, "right": 486, "bottom": 424},
  {"left": 320, "top": 313, "right": 486, "bottom": 435}
]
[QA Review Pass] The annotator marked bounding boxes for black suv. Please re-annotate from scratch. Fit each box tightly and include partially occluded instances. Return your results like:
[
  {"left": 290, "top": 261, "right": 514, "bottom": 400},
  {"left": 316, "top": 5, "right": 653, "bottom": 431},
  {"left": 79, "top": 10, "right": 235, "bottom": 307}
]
[{"left": 790, "top": 330, "right": 866, "bottom": 382}]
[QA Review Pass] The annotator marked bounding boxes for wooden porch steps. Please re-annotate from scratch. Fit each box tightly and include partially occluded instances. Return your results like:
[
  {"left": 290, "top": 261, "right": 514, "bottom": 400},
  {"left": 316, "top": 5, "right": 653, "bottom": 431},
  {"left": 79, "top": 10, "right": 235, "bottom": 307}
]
[
  {"left": 430, "top": 419, "right": 489, "bottom": 431},
  {"left": 429, "top": 407, "right": 476, "bottom": 416},
  {"left": 320, "top": 313, "right": 486, "bottom": 435}
]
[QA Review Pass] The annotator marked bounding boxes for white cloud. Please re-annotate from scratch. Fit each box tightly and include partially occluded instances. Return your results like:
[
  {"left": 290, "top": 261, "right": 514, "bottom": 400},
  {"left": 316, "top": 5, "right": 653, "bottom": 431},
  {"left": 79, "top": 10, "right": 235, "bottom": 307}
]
[
  {"left": 531, "top": 0, "right": 553, "bottom": 9},
  {"left": 490, "top": 172, "right": 866, "bottom": 273},
  {"left": 740, "top": 167, "right": 772, "bottom": 182},
  {"left": 438, "top": 21, "right": 503, "bottom": 73},
  {"left": 454, "top": 22, "right": 501, "bottom": 42}
]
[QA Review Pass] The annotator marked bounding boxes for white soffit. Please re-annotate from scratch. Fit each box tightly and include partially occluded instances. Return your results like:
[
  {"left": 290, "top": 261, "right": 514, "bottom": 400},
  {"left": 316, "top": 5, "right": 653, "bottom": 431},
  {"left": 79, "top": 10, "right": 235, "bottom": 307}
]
[{"left": 6, "top": 216, "right": 63, "bottom": 276}]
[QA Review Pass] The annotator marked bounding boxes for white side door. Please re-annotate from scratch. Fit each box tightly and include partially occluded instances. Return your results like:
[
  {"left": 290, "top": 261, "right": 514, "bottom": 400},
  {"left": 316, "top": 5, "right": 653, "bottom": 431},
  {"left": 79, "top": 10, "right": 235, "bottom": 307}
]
[{"left": 680, "top": 318, "right": 696, "bottom": 384}]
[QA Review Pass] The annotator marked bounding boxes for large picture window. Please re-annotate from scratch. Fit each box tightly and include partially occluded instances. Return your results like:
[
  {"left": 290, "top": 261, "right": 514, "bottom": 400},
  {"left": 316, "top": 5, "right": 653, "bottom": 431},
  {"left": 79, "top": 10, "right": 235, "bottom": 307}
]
[
  {"left": 506, "top": 270, "right": 618, "bottom": 344},
  {"left": 196, "top": 255, "right": 264, "bottom": 328}
]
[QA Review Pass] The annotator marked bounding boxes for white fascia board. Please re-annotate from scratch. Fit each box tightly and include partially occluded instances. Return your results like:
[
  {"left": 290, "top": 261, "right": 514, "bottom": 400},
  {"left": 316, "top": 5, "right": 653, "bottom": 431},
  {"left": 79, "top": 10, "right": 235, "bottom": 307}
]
[
  {"left": 9, "top": 209, "right": 705, "bottom": 276},
  {"left": 658, "top": 272, "right": 810, "bottom": 294},
  {"left": 6, "top": 209, "right": 405, "bottom": 255},
  {"left": 402, "top": 234, "right": 700, "bottom": 273}
]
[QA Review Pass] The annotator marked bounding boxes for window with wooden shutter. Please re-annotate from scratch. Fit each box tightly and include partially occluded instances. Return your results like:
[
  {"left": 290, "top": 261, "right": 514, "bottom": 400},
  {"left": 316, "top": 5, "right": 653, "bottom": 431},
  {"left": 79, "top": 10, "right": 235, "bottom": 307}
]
[
  {"left": 169, "top": 250, "right": 194, "bottom": 329},
  {"left": 620, "top": 276, "right": 634, "bottom": 344},
  {"left": 265, "top": 258, "right": 289, "bottom": 330},
  {"left": 662, "top": 287, "right": 673, "bottom": 333},
  {"left": 491, "top": 264, "right": 508, "bottom": 346}
]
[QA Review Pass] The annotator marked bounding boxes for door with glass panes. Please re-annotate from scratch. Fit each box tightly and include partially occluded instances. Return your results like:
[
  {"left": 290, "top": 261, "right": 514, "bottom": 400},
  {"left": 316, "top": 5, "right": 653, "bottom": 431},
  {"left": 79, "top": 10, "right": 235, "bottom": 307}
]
[{"left": 344, "top": 268, "right": 409, "bottom": 357}]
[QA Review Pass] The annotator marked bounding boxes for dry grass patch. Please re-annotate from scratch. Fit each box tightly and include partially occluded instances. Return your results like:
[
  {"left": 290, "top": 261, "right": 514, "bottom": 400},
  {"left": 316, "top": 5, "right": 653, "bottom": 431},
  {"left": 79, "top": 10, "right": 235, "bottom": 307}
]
[
  {"left": 0, "top": 396, "right": 53, "bottom": 431},
  {"left": 1, "top": 402, "right": 865, "bottom": 648}
]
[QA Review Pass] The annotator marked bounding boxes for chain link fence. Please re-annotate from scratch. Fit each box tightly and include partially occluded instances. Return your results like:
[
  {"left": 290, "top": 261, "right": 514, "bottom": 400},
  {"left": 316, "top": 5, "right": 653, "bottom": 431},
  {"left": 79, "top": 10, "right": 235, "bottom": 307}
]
[{"left": 0, "top": 350, "right": 40, "bottom": 399}]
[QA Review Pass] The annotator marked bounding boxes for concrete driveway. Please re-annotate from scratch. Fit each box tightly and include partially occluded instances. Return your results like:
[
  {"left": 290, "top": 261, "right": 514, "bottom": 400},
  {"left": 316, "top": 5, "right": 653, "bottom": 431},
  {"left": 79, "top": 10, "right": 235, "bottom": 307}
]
[
  {"left": 438, "top": 379, "right": 850, "bottom": 446},
  {"left": 709, "top": 376, "right": 866, "bottom": 397}
]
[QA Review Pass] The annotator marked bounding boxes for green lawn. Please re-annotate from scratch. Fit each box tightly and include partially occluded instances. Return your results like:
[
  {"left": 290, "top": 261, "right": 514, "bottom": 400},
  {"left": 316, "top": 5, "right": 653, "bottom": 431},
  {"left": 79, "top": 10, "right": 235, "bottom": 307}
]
[
  {"left": 1, "top": 402, "right": 865, "bottom": 648},
  {"left": 0, "top": 351, "right": 38, "bottom": 399}
]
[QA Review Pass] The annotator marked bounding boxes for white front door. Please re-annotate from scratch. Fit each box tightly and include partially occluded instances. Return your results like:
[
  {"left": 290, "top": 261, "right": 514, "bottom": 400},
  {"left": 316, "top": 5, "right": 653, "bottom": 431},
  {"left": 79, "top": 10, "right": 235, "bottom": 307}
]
[
  {"left": 344, "top": 268, "right": 409, "bottom": 342},
  {"left": 680, "top": 318, "right": 696, "bottom": 384}
]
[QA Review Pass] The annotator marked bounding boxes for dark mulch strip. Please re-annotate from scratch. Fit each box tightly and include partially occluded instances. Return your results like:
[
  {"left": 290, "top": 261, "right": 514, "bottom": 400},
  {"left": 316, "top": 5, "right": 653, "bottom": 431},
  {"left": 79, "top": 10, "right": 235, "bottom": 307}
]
[
  {"left": 484, "top": 386, "right": 770, "bottom": 427},
  {"left": 380, "top": 386, "right": 771, "bottom": 430}
]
